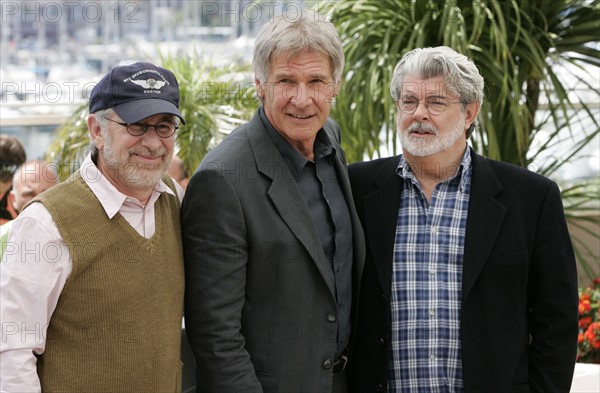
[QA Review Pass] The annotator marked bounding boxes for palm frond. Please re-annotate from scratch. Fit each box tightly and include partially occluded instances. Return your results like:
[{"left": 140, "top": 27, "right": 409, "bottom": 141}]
[{"left": 330, "top": 0, "right": 600, "bottom": 280}]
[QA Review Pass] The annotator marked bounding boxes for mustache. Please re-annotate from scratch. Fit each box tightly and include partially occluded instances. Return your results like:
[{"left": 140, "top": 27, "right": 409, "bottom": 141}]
[
  {"left": 406, "top": 122, "right": 438, "bottom": 134},
  {"left": 129, "top": 147, "right": 167, "bottom": 157}
]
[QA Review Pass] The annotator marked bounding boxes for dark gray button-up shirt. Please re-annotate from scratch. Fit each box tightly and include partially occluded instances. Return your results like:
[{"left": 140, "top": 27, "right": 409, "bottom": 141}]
[{"left": 259, "top": 108, "right": 353, "bottom": 356}]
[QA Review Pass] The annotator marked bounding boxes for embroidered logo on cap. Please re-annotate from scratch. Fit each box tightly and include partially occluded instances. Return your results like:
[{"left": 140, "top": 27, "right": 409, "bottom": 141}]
[
  {"left": 123, "top": 69, "right": 170, "bottom": 93},
  {"left": 131, "top": 78, "right": 166, "bottom": 90}
]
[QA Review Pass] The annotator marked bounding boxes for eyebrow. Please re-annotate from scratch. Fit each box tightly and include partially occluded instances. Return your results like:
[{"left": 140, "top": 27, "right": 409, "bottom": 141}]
[
  {"left": 273, "top": 72, "right": 330, "bottom": 81},
  {"left": 401, "top": 94, "right": 450, "bottom": 100}
]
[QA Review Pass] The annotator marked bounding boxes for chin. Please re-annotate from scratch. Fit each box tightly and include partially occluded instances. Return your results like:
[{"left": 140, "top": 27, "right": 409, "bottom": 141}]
[{"left": 403, "top": 143, "right": 439, "bottom": 157}]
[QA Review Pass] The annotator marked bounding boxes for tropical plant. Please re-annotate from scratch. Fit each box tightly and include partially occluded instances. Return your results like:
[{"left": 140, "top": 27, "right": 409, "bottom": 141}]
[
  {"left": 329, "top": 0, "right": 600, "bottom": 279},
  {"left": 46, "top": 54, "right": 259, "bottom": 179},
  {"left": 160, "top": 54, "right": 258, "bottom": 173}
]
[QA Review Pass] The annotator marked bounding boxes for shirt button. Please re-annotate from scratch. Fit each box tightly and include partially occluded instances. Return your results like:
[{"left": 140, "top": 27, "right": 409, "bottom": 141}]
[
  {"left": 376, "top": 384, "right": 384, "bottom": 392},
  {"left": 429, "top": 268, "right": 436, "bottom": 275},
  {"left": 327, "top": 313, "right": 336, "bottom": 322},
  {"left": 431, "top": 226, "right": 438, "bottom": 234},
  {"left": 379, "top": 337, "right": 385, "bottom": 345},
  {"left": 430, "top": 354, "right": 436, "bottom": 361},
  {"left": 429, "top": 309, "right": 435, "bottom": 316},
  {"left": 322, "top": 358, "right": 332, "bottom": 369}
]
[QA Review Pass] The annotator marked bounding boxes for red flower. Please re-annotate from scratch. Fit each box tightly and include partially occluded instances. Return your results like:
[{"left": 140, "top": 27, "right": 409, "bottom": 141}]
[
  {"left": 578, "top": 278, "right": 600, "bottom": 363},
  {"left": 579, "top": 299, "right": 591, "bottom": 315},
  {"left": 580, "top": 316, "right": 593, "bottom": 329},
  {"left": 584, "top": 322, "right": 600, "bottom": 349}
]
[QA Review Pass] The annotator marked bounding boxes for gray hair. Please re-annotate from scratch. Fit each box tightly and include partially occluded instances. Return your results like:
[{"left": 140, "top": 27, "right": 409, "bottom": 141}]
[
  {"left": 390, "top": 46, "right": 484, "bottom": 138},
  {"left": 88, "top": 108, "right": 113, "bottom": 159},
  {"left": 253, "top": 14, "right": 345, "bottom": 86}
]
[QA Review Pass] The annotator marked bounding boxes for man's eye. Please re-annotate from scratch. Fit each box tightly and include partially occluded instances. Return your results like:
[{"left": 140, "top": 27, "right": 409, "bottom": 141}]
[
  {"left": 129, "top": 124, "right": 146, "bottom": 132},
  {"left": 156, "top": 123, "right": 174, "bottom": 133},
  {"left": 428, "top": 101, "right": 446, "bottom": 108}
]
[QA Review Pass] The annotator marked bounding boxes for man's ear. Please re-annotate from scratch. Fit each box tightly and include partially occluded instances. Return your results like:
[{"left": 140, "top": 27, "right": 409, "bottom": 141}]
[
  {"left": 88, "top": 114, "right": 104, "bottom": 151},
  {"left": 255, "top": 78, "right": 265, "bottom": 101},
  {"left": 464, "top": 101, "right": 480, "bottom": 131}
]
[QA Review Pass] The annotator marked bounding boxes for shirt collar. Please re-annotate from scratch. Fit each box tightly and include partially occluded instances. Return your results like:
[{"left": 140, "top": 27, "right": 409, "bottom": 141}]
[
  {"left": 396, "top": 144, "right": 473, "bottom": 192},
  {"left": 258, "top": 107, "right": 336, "bottom": 179},
  {"left": 79, "top": 154, "right": 174, "bottom": 219}
]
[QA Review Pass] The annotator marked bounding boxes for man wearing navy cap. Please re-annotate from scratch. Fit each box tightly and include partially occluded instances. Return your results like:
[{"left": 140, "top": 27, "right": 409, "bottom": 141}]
[{"left": 0, "top": 62, "right": 186, "bottom": 392}]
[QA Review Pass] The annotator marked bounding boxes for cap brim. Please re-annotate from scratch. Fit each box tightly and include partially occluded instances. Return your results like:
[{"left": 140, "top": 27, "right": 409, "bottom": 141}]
[{"left": 112, "top": 98, "right": 186, "bottom": 125}]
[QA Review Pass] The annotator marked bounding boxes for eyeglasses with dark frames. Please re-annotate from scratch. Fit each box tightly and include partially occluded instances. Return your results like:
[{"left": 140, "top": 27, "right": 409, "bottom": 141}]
[
  {"left": 105, "top": 118, "right": 178, "bottom": 138},
  {"left": 397, "top": 97, "right": 464, "bottom": 115}
]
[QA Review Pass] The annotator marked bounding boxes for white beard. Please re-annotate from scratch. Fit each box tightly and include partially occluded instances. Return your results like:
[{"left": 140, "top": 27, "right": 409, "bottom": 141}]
[{"left": 399, "top": 115, "right": 466, "bottom": 157}]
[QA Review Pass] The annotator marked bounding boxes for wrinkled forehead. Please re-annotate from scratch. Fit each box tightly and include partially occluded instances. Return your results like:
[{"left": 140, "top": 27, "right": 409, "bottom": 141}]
[
  {"left": 400, "top": 75, "right": 454, "bottom": 97},
  {"left": 269, "top": 50, "right": 333, "bottom": 76}
]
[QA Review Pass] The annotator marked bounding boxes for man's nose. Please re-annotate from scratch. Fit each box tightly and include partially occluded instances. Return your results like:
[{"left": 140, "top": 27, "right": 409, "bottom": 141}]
[{"left": 290, "top": 84, "right": 312, "bottom": 107}]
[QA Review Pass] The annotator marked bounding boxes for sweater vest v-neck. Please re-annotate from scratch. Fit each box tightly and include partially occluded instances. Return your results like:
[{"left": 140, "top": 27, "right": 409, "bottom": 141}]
[{"left": 34, "top": 173, "right": 184, "bottom": 392}]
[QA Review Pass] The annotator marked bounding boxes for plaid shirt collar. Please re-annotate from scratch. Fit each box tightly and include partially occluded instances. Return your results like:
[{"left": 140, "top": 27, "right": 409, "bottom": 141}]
[{"left": 396, "top": 144, "right": 472, "bottom": 193}]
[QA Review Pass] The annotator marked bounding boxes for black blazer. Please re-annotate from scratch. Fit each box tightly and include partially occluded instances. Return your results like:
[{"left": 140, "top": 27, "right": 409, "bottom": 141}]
[{"left": 348, "top": 150, "right": 578, "bottom": 393}]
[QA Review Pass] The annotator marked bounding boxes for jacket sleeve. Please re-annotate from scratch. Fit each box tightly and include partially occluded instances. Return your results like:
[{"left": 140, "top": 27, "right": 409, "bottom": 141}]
[
  {"left": 181, "top": 167, "right": 263, "bottom": 393},
  {"left": 528, "top": 181, "right": 578, "bottom": 393}
]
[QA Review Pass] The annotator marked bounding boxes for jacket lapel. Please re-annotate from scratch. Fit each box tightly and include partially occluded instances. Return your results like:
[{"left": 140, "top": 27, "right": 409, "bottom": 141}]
[
  {"left": 246, "top": 115, "right": 335, "bottom": 296},
  {"left": 328, "top": 135, "right": 366, "bottom": 296},
  {"left": 462, "top": 153, "right": 506, "bottom": 300},
  {"left": 360, "top": 152, "right": 506, "bottom": 300},
  {"left": 363, "top": 157, "right": 402, "bottom": 296}
]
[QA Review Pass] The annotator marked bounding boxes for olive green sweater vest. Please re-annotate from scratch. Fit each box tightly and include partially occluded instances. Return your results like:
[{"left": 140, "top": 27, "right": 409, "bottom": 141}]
[{"left": 34, "top": 173, "right": 184, "bottom": 392}]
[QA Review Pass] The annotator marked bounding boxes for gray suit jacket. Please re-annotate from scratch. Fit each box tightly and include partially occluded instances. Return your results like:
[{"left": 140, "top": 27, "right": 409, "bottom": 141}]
[{"left": 182, "top": 112, "right": 365, "bottom": 393}]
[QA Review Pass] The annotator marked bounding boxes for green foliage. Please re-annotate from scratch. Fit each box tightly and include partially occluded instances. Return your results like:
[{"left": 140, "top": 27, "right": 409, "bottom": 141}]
[
  {"left": 46, "top": 54, "right": 259, "bottom": 179},
  {"left": 332, "top": 0, "right": 600, "bottom": 164},
  {"left": 160, "top": 54, "right": 258, "bottom": 174},
  {"left": 46, "top": 103, "right": 91, "bottom": 180},
  {"left": 330, "top": 0, "right": 600, "bottom": 278}
]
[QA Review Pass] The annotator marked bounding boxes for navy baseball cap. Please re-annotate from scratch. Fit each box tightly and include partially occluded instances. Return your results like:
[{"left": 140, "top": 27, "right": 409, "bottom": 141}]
[{"left": 89, "top": 62, "right": 186, "bottom": 124}]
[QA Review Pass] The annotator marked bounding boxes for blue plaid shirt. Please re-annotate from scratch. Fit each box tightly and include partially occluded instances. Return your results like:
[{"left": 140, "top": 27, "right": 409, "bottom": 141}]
[{"left": 388, "top": 147, "right": 472, "bottom": 392}]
